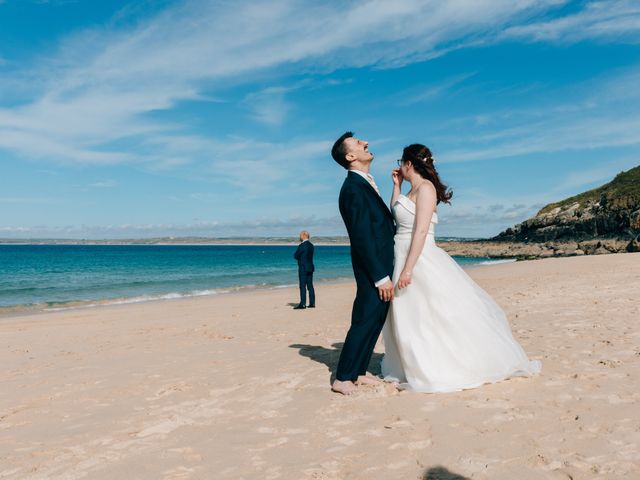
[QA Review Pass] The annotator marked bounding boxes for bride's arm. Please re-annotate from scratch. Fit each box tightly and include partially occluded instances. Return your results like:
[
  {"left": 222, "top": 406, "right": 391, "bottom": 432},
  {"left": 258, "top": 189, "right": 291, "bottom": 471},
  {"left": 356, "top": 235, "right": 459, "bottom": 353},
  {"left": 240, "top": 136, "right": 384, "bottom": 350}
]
[
  {"left": 397, "top": 182, "right": 437, "bottom": 289},
  {"left": 390, "top": 168, "right": 402, "bottom": 209}
]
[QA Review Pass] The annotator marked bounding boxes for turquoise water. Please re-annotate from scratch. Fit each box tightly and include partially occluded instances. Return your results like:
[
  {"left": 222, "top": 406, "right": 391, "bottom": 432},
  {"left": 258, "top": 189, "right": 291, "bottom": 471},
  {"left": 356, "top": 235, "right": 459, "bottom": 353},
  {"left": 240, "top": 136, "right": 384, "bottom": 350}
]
[{"left": 0, "top": 245, "right": 509, "bottom": 310}]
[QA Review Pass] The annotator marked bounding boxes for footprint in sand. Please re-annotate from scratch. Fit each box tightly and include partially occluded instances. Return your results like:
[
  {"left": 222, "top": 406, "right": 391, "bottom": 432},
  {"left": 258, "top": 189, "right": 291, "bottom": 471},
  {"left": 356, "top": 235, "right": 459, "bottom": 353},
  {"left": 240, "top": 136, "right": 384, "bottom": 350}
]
[
  {"left": 386, "top": 459, "right": 413, "bottom": 470},
  {"left": 598, "top": 359, "right": 622, "bottom": 368},
  {"left": 247, "top": 436, "right": 289, "bottom": 452},
  {"left": 264, "top": 465, "right": 283, "bottom": 480},
  {"left": 389, "top": 439, "right": 432, "bottom": 450},
  {"left": 161, "top": 465, "right": 196, "bottom": 479},
  {"left": 383, "top": 418, "right": 412, "bottom": 429},
  {"left": 166, "top": 447, "right": 203, "bottom": 462},
  {"left": 335, "top": 436, "right": 356, "bottom": 446},
  {"left": 419, "top": 403, "right": 439, "bottom": 412},
  {"left": 146, "top": 382, "right": 192, "bottom": 400},
  {"left": 257, "top": 426, "right": 308, "bottom": 435},
  {"left": 363, "top": 428, "right": 386, "bottom": 437}
]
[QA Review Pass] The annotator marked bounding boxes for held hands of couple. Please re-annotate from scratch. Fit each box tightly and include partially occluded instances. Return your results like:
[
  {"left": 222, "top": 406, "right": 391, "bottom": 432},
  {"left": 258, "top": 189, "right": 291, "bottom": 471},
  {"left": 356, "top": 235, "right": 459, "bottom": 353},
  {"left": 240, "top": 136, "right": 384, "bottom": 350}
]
[
  {"left": 397, "top": 270, "right": 412, "bottom": 289},
  {"left": 378, "top": 270, "right": 411, "bottom": 302},
  {"left": 377, "top": 280, "right": 394, "bottom": 302}
]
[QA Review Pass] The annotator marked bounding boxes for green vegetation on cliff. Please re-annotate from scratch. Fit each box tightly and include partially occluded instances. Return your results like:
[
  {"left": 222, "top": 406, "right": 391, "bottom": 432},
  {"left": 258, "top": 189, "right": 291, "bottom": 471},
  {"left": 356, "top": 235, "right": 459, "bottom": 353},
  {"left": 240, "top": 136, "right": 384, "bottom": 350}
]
[
  {"left": 495, "top": 164, "right": 640, "bottom": 243},
  {"left": 539, "top": 165, "right": 640, "bottom": 215}
]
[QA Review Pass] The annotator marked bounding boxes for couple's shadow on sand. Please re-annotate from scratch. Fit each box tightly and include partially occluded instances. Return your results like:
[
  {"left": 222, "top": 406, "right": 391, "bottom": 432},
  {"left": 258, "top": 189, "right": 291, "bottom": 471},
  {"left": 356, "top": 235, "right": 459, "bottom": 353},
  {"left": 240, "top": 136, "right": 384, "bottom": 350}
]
[
  {"left": 422, "top": 467, "right": 470, "bottom": 480},
  {"left": 289, "top": 343, "right": 470, "bottom": 480},
  {"left": 289, "top": 342, "right": 382, "bottom": 382}
]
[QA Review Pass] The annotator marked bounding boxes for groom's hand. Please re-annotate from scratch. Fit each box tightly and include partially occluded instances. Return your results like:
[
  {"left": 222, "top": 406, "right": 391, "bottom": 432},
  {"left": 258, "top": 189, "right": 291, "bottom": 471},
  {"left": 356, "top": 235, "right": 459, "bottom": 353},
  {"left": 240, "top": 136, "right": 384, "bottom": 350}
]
[{"left": 378, "top": 280, "right": 394, "bottom": 302}]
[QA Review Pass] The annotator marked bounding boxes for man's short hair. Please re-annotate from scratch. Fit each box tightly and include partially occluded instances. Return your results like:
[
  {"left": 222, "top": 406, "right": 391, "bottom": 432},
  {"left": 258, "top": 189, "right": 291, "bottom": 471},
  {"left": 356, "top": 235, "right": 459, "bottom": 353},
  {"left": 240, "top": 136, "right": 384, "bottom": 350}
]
[{"left": 331, "top": 131, "right": 354, "bottom": 169}]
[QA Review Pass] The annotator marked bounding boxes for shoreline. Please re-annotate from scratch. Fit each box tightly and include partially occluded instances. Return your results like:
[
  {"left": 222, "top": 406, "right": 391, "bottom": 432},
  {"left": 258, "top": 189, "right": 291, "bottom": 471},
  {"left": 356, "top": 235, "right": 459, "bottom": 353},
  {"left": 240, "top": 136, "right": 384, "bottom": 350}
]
[
  {"left": 2, "top": 245, "right": 635, "bottom": 318},
  {"left": 0, "top": 255, "right": 516, "bottom": 318},
  {"left": 0, "top": 276, "right": 355, "bottom": 319}
]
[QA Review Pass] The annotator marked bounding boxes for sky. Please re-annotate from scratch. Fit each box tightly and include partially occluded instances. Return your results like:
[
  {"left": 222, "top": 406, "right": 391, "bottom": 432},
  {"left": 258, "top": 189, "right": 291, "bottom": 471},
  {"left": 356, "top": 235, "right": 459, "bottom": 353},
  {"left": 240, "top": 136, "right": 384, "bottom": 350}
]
[{"left": 1, "top": 0, "right": 639, "bottom": 239}]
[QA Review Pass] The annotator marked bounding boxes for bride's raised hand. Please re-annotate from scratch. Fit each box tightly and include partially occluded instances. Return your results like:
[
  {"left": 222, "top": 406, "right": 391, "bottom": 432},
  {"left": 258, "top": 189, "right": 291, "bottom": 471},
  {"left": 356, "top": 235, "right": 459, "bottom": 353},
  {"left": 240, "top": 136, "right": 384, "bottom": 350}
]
[
  {"left": 391, "top": 168, "right": 403, "bottom": 188},
  {"left": 397, "top": 269, "right": 412, "bottom": 289}
]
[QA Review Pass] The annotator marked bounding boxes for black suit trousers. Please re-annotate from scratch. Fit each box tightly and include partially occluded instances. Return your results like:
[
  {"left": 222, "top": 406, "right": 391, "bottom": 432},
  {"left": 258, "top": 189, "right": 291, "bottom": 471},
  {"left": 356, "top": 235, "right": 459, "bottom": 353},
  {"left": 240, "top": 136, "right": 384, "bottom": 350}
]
[
  {"left": 335, "top": 280, "right": 390, "bottom": 382},
  {"left": 298, "top": 270, "right": 315, "bottom": 306}
]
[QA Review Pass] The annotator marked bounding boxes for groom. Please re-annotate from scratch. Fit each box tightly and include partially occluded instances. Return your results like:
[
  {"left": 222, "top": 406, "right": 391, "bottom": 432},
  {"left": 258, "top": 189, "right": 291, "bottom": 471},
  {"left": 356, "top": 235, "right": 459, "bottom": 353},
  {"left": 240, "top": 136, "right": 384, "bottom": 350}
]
[{"left": 330, "top": 132, "right": 395, "bottom": 395}]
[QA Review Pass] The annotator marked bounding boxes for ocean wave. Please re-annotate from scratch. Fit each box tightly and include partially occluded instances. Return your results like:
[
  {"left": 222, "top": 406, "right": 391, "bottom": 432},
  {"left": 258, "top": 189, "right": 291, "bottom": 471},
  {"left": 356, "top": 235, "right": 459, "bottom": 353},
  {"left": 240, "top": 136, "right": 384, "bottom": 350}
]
[
  {"left": 477, "top": 258, "right": 517, "bottom": 266},
  {"left": 5, "top": 276, "right": 354, "bottom": 314},
  {"left": 42, "top": 288, "right": 226, "bottom": 311},
  {"left": 35, "top": 283, "right": 303, "bottom": 312}
]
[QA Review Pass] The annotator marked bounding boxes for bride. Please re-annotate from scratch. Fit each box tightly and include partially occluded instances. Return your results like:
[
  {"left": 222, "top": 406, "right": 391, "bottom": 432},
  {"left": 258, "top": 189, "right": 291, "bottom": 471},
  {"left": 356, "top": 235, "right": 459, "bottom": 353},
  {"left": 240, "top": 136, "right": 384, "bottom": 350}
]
[{"left": 381, "top": 144, "right": 541, "bottom": 392}]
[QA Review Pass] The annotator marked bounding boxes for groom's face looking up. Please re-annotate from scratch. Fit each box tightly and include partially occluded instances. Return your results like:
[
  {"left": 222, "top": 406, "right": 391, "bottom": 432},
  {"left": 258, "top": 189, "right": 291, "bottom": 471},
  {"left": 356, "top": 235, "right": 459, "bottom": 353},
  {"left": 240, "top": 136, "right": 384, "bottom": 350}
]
[{"left": 331, "top": 132, "right": 374, "bottom": 171}]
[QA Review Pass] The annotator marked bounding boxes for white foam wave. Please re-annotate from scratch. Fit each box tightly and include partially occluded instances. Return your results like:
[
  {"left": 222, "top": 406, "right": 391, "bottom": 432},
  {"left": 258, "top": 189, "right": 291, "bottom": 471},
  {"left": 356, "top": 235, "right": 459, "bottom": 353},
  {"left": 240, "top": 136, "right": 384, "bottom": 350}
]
[
  {"left": 273, "top": 283, "right": 297, "bottom": 289},
  {"left": 477, "top": 258, "right": 517, "bottom": 266},
  {"left": 44, "top": 288, "right": 225, "bottom": 311},
  {"left": 36, "top": 277, "right": 354, "bottom": 314}
]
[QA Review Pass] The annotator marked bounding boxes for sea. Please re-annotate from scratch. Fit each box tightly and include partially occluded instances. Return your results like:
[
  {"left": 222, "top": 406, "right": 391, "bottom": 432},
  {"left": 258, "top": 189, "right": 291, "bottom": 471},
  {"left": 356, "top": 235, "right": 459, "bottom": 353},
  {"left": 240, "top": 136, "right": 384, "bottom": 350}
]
[{"left": 0, "top": 245, "right": 513, "bottom": 312}]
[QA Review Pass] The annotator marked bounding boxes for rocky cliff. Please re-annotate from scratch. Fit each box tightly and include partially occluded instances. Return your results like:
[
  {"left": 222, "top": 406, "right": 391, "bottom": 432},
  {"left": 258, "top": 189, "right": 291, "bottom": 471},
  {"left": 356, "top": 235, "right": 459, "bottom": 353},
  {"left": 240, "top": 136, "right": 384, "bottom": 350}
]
[{"left": 494, "top": 165, "right": 640, "bottom": 249}]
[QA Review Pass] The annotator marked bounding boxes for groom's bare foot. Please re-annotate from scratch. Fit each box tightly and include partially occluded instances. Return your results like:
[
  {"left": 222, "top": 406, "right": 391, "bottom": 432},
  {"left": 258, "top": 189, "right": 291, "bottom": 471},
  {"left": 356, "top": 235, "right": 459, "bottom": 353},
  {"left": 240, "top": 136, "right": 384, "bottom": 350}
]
[
  {"left": 332, "top": 380, "right": 356, "bottom": 395},
  {"left": 356, "top": 373, "right": 381, "bottom": 386}
]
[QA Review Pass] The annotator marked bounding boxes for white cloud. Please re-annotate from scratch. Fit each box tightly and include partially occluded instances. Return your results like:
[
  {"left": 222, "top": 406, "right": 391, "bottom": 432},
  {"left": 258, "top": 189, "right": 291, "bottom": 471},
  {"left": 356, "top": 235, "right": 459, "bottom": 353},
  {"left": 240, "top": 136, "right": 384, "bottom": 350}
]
[
  {"left": 401, "top": 72, "right": 477, "bottom": 104},
  {"left": 2, "top": 0, "right": 639, "bottom": 239},
  {"left": 243, "top": 87, "right": 293, "bottom": 126},
  {"left": 142, "top": 134, "right": 332, "bottom": 193},
  {"left": 89, "top": 179, "right": 117, "bottom": 188},
  {"left": 0, "top": 0, "right": 567, "bottom": 168},
  {"left": 438, "top": 66, "right": 640, "bottom": 163},
  {"left": 437, "top": 201, "right": 545, "bottom": 237},
  {"left": 502, "top": 0, "right": 640, "bottom": 43},
  {"left": 0, "top": 196, "right": 51, "bottom": 204},
  {"left": 0, "top": 214, "right": 347, "bottom": 239},
  {"left": 444, "top": 115, "right": 640, "bottom": 162},
  {"left": 551, "top": 157, "right": 640, "bottom": 192}
]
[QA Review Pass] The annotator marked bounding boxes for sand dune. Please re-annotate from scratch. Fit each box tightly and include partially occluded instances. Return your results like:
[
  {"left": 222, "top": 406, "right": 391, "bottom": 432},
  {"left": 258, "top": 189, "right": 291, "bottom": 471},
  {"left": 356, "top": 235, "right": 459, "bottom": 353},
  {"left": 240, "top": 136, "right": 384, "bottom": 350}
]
[{"left": 1, "top": 253, "right": 639, "bottom": 479}]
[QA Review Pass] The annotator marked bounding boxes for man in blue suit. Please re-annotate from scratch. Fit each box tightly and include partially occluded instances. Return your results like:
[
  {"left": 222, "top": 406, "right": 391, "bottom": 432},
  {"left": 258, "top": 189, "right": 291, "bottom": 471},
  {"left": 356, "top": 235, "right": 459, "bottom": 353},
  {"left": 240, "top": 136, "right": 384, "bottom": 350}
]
[
  {"left": 330, "top": 132, "right": 395, "bottom": 395},
  {"left": 293, "top": 230, "right": 315, "bottom": 310}
]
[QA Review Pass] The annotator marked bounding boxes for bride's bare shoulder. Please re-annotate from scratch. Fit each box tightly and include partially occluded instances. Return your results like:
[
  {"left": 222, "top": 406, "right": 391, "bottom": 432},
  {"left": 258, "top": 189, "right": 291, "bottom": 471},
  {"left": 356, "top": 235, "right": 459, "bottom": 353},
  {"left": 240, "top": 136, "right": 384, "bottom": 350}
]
[
  {"left": 415, "top": 181, "right": 437, "bottom": 211},
  {"left": 416, "top": 181, "right": 437, "bottom": 198}
]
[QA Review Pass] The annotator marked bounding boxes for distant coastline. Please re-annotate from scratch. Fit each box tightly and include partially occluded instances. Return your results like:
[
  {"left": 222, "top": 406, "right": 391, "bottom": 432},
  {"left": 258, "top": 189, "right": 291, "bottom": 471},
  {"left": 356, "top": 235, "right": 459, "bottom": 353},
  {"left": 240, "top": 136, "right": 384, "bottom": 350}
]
[
  {"left": 1, "top": 236, "right": 636, "bottom": 259},
  {"left": 0, "top": 236, "right": 481, "bottom": 247},
  {"left": 0, "top": 236, "right": 351, "bottom": 246}
]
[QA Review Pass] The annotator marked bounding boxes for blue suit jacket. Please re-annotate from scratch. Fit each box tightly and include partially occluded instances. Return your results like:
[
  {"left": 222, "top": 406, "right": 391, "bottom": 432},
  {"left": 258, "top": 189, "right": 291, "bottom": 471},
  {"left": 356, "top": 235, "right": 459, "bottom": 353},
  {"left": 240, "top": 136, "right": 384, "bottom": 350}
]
[
  {"left": 339, "top": 171, "right": 395, "bottom": 286},
  {"left": 294, "top": 240, "right": 315, "bottom": 273}
]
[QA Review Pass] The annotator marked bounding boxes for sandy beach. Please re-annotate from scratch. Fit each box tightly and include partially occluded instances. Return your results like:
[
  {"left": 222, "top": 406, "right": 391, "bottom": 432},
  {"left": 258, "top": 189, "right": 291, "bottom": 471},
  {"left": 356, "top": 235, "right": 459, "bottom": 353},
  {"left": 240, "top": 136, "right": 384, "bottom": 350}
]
[{"left": 1, "top": 253, "right": 639, "bottom": 479}]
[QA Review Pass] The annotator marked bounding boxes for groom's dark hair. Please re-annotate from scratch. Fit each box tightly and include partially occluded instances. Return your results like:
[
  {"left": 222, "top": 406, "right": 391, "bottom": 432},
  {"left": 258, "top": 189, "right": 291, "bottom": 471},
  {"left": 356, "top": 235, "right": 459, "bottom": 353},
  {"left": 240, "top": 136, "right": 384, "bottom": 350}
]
[{"left": 331, "top": 131, "right": 354, "bottom": 169}]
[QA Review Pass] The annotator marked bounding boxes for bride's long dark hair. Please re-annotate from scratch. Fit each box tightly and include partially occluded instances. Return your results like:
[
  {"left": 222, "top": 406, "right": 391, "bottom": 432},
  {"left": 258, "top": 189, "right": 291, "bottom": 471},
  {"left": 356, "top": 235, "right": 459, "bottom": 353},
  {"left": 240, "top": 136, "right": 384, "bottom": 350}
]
[{"left": 402, "top": 144, "right": 452, "bottom": 205}]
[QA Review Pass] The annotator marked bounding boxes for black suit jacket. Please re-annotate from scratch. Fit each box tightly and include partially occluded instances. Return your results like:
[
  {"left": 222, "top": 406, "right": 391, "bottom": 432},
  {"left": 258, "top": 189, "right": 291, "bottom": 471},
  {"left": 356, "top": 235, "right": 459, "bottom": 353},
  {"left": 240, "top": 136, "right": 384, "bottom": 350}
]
[
  {"left": 339, "top": 171, "right": 395, "bottom": 286},
  {"left": 294, "top": 240, "right": 315, "bottom": 273}
]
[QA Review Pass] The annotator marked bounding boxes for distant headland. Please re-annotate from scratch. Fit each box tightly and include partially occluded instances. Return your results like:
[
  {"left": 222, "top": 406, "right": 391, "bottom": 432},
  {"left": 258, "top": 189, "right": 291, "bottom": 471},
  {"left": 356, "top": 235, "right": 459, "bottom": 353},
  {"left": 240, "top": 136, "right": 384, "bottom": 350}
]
[{"left": 446, "top": 165, "right": 640, "bottom": 259}]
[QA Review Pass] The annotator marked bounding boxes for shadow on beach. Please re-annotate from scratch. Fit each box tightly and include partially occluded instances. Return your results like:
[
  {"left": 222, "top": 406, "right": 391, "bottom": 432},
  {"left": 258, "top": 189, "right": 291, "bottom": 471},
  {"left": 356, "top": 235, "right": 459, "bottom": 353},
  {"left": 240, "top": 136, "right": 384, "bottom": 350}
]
[
  {"left": 423, "top": 466, "right": 470, "bottom": 480},
  {"left": 288, "top": 342, "right": 383, "bottom": 382}
]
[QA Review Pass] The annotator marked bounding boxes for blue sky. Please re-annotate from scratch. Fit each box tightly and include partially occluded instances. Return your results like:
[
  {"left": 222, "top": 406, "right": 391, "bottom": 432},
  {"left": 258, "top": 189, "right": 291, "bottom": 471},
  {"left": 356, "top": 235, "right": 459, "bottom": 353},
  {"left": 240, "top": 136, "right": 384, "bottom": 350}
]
[{"left": 1, "top": 0, "right": 639, "bottom": 239}]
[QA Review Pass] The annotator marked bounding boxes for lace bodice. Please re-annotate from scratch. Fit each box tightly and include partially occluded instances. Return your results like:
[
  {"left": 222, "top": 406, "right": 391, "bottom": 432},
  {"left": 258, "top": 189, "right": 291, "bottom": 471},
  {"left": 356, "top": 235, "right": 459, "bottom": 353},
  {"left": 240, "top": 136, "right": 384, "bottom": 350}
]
[{"left": 393, "top": 194, "right": 438, "bottom": 237}]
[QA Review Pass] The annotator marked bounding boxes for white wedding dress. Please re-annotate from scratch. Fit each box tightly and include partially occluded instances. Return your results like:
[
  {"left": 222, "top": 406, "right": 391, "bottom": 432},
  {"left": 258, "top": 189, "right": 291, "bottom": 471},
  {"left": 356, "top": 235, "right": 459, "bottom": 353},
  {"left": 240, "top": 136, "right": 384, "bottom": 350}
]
[{"left": 381, "top": 195, "right": 541, "bottom": 392}]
